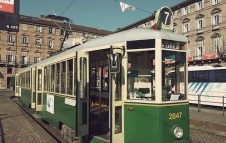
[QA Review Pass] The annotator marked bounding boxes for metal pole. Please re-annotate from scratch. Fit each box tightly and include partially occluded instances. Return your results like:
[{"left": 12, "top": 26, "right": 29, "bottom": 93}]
[
  {"left": 198, "top": 94, "right": 201, "bottom": 112},
  {"left": 223, "top": 96, "right": 225, "bottom": 116}
]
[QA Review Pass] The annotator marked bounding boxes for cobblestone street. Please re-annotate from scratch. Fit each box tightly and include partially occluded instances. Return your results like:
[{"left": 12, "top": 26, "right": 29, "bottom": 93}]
[{"left": 0, "top": 95, "right": 58, "bottom": 143}]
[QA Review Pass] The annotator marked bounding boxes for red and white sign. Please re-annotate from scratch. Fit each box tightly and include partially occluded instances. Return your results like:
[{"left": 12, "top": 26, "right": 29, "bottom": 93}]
[
  {"left": 202, "top": 53, "right": 217, "bottom": 60},
  {"left": 0, "top": 0, "right": 14, "bottom": 13},
  {"left": 188, "top": 56, "right": 193, "bottom": 62}
]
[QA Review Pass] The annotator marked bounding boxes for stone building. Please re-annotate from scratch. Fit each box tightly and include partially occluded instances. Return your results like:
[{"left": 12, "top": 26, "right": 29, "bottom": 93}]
[
  {"left": 118, "top": 0, "right": 226, "bottom": 65},
  {"left": 0, "top": 15, "right": 112, "bottom": 89}
]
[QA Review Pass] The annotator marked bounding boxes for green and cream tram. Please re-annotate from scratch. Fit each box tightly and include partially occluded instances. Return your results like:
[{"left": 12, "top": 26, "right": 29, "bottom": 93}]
[{"left": 15, "top": 28, "right": 189, "bottom": 143}]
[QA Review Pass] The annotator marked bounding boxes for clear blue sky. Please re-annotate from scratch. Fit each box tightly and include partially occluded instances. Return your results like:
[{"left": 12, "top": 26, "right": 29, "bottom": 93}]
[{"left": 20, "top": 0, "right": 182, "bottom": 31}]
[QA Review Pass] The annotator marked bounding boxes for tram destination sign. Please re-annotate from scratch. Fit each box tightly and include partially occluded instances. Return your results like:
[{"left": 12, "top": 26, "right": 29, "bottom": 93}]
[
  {"left": 162, "top": 40, "right": 185, "bottom": 50},
  {"left": 0, "top": 0, "right": 19, "bottom": 32}
]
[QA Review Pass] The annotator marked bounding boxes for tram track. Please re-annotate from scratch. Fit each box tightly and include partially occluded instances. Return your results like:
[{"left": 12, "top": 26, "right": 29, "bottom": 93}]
[
  {"left": 190, "top": 124, "right": 226, "bottom": 143},
  {"left": 12, "top": 97, "right": 67, "bottom": 143}
]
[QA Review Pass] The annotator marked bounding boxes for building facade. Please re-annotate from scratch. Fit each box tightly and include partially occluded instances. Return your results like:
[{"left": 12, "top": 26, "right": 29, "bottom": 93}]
[
  {"left": 119, "top": 0, "right": 226, "bottom": 65},
  {"left": 0, "top": 15, "right": 111, "bottom": 89}
]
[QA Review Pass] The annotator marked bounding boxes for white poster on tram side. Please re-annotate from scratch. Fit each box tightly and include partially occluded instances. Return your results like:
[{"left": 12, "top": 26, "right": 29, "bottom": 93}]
[
  {"left": 47, "top": 94, "right": 54, "bottom": 114},
  {"left": 65, "top": 98, "right": 76, "bottom": 106}
]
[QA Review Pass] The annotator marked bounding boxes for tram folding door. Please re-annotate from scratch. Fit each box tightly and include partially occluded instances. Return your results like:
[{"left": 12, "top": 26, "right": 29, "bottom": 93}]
[{"left": 77, "top": 52, "right": 89, "bottom": 143}]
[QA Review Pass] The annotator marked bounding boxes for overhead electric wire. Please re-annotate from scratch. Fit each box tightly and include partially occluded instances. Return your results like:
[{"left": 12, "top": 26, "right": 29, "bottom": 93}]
[{"left": 60, "top": 0, "right": 78, "bottom": 15}]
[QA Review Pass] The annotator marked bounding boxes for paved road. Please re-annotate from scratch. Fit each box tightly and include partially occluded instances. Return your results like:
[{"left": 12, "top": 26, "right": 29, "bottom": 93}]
[{"left": 0, "top": 96, "right": 58, "bottom": 143}]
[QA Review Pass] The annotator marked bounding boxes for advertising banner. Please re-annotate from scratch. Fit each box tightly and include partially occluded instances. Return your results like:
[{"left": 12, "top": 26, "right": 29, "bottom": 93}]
[
  {"left": 47, "top": 94, "right": 54, "bottom": 114},
  {"left": 0, "top": 0, "right": 14, "bottom": 13}
]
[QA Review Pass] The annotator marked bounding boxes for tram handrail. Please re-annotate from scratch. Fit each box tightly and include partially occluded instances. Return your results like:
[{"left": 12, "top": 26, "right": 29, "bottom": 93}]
[{"left": 188, "top": 94, "right": 226, "bottom": 115}]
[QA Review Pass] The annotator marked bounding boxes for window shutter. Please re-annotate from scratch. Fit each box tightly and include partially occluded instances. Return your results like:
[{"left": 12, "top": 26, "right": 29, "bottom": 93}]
[
  {"left": 196, "top": 20, "right": 198, "bottom": 29},
  {"left": 188, "top": 6, "right": 190, "bottom": 13},
  {"left": 195, "top": 3, "right": 197, "bottom": 11},
  {"left": 188, "top": 23, "right": 191, "bottom": 32},
  {"left": 211, "top": 16, "right": 213, "bottom": 25},
  {"left": 220, "top": 14, "right": 222, "bottom": 23},
  {"left": 202, "top": 0, "right": 205, "bottom": 9},
  {"left": 27, "top": 37, "right": 29, "bottom": 43}
]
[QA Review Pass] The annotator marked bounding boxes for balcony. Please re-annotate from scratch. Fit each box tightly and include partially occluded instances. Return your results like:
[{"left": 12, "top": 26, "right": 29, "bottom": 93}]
[
  {"left": 36, "top": 44, "right": 41, "bottom": 48},
  {"left": 8, "top": 42, "right": 14, "bottom": 46},
  {"left": 196, "top": 28, "right": 203, "bottom": 34},
  {"left": 7, "top": 60, "right": 15, "bottom": 65},
  {"left": 22, "top": 43, "right": 28, "bottom": 47},
  {"left": 212, "top": 24, "right": 220, "bottom": 30}
]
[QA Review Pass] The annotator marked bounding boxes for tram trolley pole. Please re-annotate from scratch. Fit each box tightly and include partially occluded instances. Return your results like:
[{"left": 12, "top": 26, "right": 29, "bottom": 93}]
[
  {"left": 223, "top": 96, "right": 225, "bottom": 116},
  {"left": 198, "top": 94, "right": 201, "bottom": 112}
]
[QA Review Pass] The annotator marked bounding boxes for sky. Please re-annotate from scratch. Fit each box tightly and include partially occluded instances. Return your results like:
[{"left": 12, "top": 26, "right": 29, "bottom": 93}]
[{"left": 20, "top": 0, "right": 183, "bottom": 31}]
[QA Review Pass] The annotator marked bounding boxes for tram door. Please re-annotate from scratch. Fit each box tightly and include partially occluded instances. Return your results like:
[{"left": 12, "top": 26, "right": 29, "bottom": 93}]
[
  {"left": 35, "top": 67, "right": 43, "bottom": 111},
  {"left": 77, "top": 52, "right": 89, "bottom": 143}
]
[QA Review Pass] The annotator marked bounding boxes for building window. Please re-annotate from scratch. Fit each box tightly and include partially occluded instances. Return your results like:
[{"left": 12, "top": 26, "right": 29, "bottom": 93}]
[
  {"left": 34, "top": 53, "right": 41, "bottom": 63},
  {"left": 212, "top": 36, "right": 222, "bottom": 54},
  {"left": 212, "top": 14, "right": 221, "bottom": 30},
  {"left": 21, "top": 36, "right": 29, "bottom": 45},
  {"left": 21, "top": 52, "right": 28, "bottom": 65},
  {"left": 7, "top": 51, "right": 14, "bottom": 64},
  {"left": 212, "top": 0, "right": 220, "bottom": 5},
  {"left": 196, "top": 19, "right": 204, "bottom": 30},
  {"left": 182, "top": 23, "right": 190, "bottom": 33},
  {"left": 48, "top": 40, "right": 54, "bottom": 49},
  {"left": 60, "top": 29, "right": 65, "bottom": 35},
  {"left": 196, "top": 1, "right": 204, "bottom": 11},
  {"left": 196, "top": 41, "right": 204, "bottom": 59},
  {"left": 7, "top": 35, "right": 15, "bottom": 44},
  {"left": 182, "top": 6, "right": 190, "bottom": 16},
  {"left": 35, "top": 25, "right": 42, "bottom": 32},
  {"left": 48, "top": 27, "right": 55, "bottom": 34},
  {"left": 35, "top": 38, "right": 42, "bottom": 48}
]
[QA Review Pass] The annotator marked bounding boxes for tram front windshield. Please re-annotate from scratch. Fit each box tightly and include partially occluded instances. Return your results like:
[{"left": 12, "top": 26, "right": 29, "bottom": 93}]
[
  {"left": 127, "top": 51, "right": 156, "bottom": 101},
  {"left": 162, "top": 51, "right": 186, "bottom": 102},
  {"left": 127, "top": 50, "right": 186, "bottom": 102}
]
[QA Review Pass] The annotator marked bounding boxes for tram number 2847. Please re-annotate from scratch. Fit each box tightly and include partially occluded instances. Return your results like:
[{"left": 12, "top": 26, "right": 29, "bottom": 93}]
[{"left": 169, "top": 112, "right": 183, "bottom": 120}]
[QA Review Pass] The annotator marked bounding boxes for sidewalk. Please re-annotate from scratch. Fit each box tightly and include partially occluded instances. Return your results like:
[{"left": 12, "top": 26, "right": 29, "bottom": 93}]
[
  {"left": 190, "top": 106, "right": 226, "bottom": 133},
  {"left": 0, "top": 96, "right": 58, "bottom": 143}
]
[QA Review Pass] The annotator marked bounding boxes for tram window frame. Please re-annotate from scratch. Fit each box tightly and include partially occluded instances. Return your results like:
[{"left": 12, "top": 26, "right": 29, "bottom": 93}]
[
  {"left": 44, "top": 67, "right": 47, "bottom": 91},
  {"left": 127, "top": 51, "right": 156, "bottom": 102},
  {"left": 61, "top": 61, "right": 66, "bottom": 94},
  {"left": 162, "top": 51, "right": 187, "bottom": 102},
  {"left": 55, "top": 63, "right": 60, "bottom": 93},
  {"left": 50, "top": 64, "right": 55, "bottom": 92},
  {"left": 67, "top": 59, "right": 74, "bottom": 95}
]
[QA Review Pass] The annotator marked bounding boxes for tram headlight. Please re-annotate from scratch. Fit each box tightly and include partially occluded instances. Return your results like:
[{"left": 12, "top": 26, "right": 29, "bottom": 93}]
[{"left": 173, "top": 126, "right": 183, "bottom": 139}]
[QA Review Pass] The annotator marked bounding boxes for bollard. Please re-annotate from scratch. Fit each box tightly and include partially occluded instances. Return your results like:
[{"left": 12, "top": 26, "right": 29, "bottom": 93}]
[
  {"left": 223, "top": 96, "right": 225, "bottom": 116},
  {"left": 198, "top": 94, "right": 201, "bottom": 112}
]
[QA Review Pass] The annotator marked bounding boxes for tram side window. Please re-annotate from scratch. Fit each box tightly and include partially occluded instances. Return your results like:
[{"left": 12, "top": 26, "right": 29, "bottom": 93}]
[
  {"left": 67, "top": 59, "right": 73, "bottom": 95},
  {"left": 44, "top": 67, "right": 47, "bottom": 91},
  {"left": 61, "top": 61, "right": 66, "bottom": 94},
  {"left": 56, "top": 63, "right": 60, "bottom": 93},
  {"left": 127, "top": 51, "right": 155, "bottom": 101},
  {"left": 50, "top": 64, "right": 55, "bottom": 92},
  {"left": 162, "top": 51, "right": 186, "bottom": 101}
]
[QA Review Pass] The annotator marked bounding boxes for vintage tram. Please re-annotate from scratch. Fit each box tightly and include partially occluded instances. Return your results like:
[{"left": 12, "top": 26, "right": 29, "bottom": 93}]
[{"left": 15, "top": 27, "right": 189, "bottom": 143}]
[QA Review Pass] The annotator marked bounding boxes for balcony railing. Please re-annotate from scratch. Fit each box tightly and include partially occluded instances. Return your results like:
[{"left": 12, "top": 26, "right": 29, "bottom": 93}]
[
  {"left": 196, "top": 28, "right": 203, "bottom": 34},
  {"left": 212, "top": 24, "right": 220, "bottom": 30},
  {"left": 8, "top": 42, "right": 14, "bottom": 46}
]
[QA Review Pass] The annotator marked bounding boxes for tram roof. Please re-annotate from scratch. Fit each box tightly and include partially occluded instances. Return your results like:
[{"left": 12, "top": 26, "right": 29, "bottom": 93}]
[
  {"left": 76, "top": 28, "right": 187, "bottom": 51},
  {"left": 17, "top": 28, "right": 187, "bottom": 73}
]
